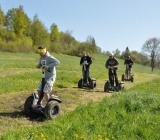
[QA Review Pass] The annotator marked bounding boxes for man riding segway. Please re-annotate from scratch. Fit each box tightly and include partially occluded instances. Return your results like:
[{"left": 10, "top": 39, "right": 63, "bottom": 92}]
[
  {"left": 105, "top": 53, "right": 119, "bottom": 87},
  {"left": 78, "top": 51, "right": 96, "bottom": 89},
  {"left": 104, "top": 53, "right": 124, "bottom": 92},
  {"left": 124, "top": 56, "right": 134, "bottom": 79},
  {"left": 24, "top": 46, "right": 62, "bottom": 119},
  {"left": 80, "top": 51, "right": 92, "bottom": 86},
  {"left": 122, "top": 56, "right": 134, "bottom": 82}
]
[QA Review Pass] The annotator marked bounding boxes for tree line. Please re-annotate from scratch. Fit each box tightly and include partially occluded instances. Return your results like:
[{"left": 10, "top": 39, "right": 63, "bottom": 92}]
[
  {"left": 103, "top": 40, "right": 160, "bottom": 71},
  {"left": 0, "top": 5, "right": 160, "bottom": 71},
  {"left": 0, "top": 5, "right": 98, "bottom": 56}
]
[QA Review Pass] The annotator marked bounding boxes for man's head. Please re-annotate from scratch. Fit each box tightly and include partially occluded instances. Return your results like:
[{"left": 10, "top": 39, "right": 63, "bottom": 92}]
[
  {"left": 82, "top": 51, "right": 87, "bottom": 56},
  {"left": 109, "top": 53, "right": 114, "bottom": 58},
  {"left": 38, "top": 46, "right": 47, "bottom": 57},
  {"left": 127, "top": 56, "right": 131, "bottom": 59}
]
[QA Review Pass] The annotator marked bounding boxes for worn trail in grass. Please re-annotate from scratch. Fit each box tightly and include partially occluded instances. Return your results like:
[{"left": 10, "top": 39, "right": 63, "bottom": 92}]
[
  {"left": 0, "top": 52, "right": 160, "bottom": 136},
  {"left": 0, "top": 75, "right": 160, "bottom": 136}
]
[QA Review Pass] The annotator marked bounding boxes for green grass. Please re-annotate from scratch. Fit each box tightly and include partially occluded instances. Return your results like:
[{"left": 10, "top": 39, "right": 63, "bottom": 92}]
[
  {"left": 0, "top": 52, "right": 160, "bottom": 94},
  {"left": 0, "top": 52, "right": 160, "bottom": 140},
  {"left": 1, "top": 79, "right": 160, "bottom": 140}
]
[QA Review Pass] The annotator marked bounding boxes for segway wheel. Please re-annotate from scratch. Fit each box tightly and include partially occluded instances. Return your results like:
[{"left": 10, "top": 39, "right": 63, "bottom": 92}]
[
  {"left": 78, "top": 79, "right": 83, "bottom": 88},
  {"left": 94, "top": 81, "right": 96, "bottom": 88},
  {"left": 24, "top": 96, "right": 34, "bottom": 115},
  {"left": 131, "top": 76, "right": 134, "bottom": 82},
  {"left": 89, "top": 80, "right": 95, "bottom": 89},
  {"left": 44, "top": 101, "right": 60, "bottom": 119},
  {"left": 119, "top": 81, "right": 124, "bottom": 90},
  {"left": 104, "top": 81, "right": 111, "bottom": 92},
  {"left": 122, "top": 74, "right": 125, "bottom": 81}
]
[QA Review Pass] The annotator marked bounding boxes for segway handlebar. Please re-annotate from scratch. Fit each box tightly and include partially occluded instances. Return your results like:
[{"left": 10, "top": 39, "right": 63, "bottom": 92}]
[
  {"left": 107, "top": 66, "right": 117, "bottom": 69},
  {"left": 41, "top": 60, "right": 51, "bottom": 72},
  {"left": 82, "top": 61, "right": 88, "bottom": 71}
]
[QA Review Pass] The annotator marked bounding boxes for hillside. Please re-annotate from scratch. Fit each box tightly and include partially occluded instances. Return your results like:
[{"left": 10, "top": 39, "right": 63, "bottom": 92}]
[{"left": 0, "top": 52, "right": 160, "bottom": 138}]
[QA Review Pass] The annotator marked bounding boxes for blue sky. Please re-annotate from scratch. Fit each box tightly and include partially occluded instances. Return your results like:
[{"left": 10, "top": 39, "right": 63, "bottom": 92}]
[{"left": 1, "top": 0, "right": 160, "bottom": 53}]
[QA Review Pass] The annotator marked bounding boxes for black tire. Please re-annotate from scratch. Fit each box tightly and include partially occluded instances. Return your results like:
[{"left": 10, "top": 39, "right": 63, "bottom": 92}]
[
  {"left": 90, "top": 80, "right": 96, "bottom": 89},
  {"left": 131, "top": 76, "right": 134, "bottom": 82},
  {"left": 44, "top": 100, "right": 60, "bottom": 119},
  {"left": 104, "top": 81, "right": 110, "bottom": 92},
  {"left": 118, "top": 82, "right": 123, "bottom": 91},
  {"left": 78, "top": 79, "right": 83, "bottom": 88},
  {"left": 119, "top": 81, "right": 124, "bottom": 90},
  {"left": 94, "top": 81, "right": 96, "bottom": 88},
  {"left": 122, "top": 74, "right": 125, "bottom": 81},
  {"left": 24, "top": 96, "right": 34, "bottom": 115}
]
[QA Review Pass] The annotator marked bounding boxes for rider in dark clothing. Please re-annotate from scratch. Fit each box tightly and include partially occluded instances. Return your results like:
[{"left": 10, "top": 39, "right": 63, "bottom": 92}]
[
  {"left": 80, "top": 51, "right": 92, "bottom": 84},
  {"left": 105, "top": 53, "right": 119, "bottom": 86},
  {"left": 124, "top": 56, "right": 134, "bottom": 77}
]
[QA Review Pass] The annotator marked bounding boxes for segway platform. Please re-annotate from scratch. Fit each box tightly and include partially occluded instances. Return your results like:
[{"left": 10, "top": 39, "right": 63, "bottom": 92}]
[
  {"left": 24, "top": 60, "right": 62, "bottom": 120},
  {"left": 104, "top": 80, "right": 124, "bottom": 92},
  {"left": 78, "top": 78, "right": 96, "bottom": 89},
  {"left": 24, "top": 92, "right": 62, "bottom": 119},
  {"left": 121, "top": 74, "right": 134, "bottom": 82}
]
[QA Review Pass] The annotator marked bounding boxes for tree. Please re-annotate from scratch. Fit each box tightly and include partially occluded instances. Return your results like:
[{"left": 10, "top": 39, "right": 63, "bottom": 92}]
[
  {"left": 13, "top": 6, "right": 30, "bottom": 37},
  {"left": 85, "top": 35, "right": 97, "bottom": 54},
  {"left": 113, "top": 49, "right": 121, "bottom": 58},
  {"left": 121, "top": 46, "right": 130, "bottom": 59},
  {"left": 125, "top": 46, "right": 130, "bottom": 52},
  {"left": 30, "top": 14, "right": 49, "bottom": 47},
  {"left": 59, "top": 30, "right": 76, "bottom": 54},
  {"left": 0, "top": 5, "right": 5, "bottom": 27},
  {"left": 50, "top": 23, "right": 59, "bottom": 52},
  {"left": 0, "top": 5, "right": 6, "bottom": 42},
  {"left": 142, "top": 37, "right": 160, "bottom": 71}
]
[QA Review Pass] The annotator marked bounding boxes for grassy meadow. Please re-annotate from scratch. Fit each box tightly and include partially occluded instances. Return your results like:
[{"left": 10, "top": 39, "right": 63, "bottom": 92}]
[{"left": 0, "top": 52, "right": 160, "bottom": 140}]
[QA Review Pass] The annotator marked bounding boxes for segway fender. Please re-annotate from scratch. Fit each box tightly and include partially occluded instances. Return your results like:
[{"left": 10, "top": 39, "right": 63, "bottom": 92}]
[
  {"left": 49, "top": 95, "right": 62, "bottom": 103},
  {"left": 119, "top": 81, "right": 124, "bottom": 90},
  {"left": 32, "top": 92, "right": 39, "bottom": 108}
]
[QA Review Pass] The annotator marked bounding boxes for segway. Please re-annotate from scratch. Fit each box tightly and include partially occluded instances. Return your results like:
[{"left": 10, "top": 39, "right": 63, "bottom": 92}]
[
  {"left": 78, "top": 61, "right": 96, "bottom": 89},
  {"left": 24, "top": 60, "right": 62, "bottom": 119},
  {"left": 121, "top": 64, "right": 134, "bottom": 82},
  {"left": 104, "top": 68, "right": 124, "bottom": 92}
]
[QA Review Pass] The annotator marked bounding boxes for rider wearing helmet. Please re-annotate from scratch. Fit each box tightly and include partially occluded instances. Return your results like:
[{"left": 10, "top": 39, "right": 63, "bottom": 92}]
[
  {"left": 124, "top": 56, "right": 134, "bottom": 77},
  {"left": 105, "top": 53, "right": 119, "bottom": 87}
]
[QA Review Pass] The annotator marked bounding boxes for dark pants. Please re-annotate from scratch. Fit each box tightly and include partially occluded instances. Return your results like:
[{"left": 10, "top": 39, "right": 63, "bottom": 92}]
[
  {"left": 83, "top": 68, "right": 91, "bottom": 84},
  {"left": 108, "top": 70, "right": 119, "bottom": 86},
  {"left": 125, "top": 68, "right": 132, "bottom": 78}
]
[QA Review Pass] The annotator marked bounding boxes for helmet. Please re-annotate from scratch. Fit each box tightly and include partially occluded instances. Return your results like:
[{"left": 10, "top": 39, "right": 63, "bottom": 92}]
[
  {"left": 127, "top": 56, "right": 130, "bottom": 59},
  {"left": 109, "top": 53, "right": 114, "bottom": 57}
]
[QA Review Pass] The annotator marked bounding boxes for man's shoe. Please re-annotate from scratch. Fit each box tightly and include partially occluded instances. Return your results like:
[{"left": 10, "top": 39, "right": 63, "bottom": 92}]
[{"left": 36, "top": 104, "right": 44, "bottom": 109}]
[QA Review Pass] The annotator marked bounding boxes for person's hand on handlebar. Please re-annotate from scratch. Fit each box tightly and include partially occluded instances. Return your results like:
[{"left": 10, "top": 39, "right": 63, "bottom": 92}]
[
  {"left": 83, "top": 61, "right": 88, "bottom": 65},
  {"left": 44, "top": 65, "right": 49, "bottom": 70},
  {"left": 36, "top": 65, "right": 41, "bottom": 69},
  {"left": 107, "top": 66, "right": 113, "bottom": 69}
]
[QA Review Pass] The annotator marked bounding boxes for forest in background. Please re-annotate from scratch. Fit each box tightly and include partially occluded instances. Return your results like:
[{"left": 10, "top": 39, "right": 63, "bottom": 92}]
[{"left": 0, "top": 5, "right": 160, "bottom": 70}]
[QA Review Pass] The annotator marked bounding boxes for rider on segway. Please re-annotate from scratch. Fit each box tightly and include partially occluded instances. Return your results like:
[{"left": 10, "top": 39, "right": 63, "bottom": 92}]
[
  {"left": 36, "top": 46, "right": 60, "bottom": 108},
  {"left": 124, "top": 56, "right": 134, "bottom": 79},
  {"left": 80, "top": 51, "right": 92, "bottom": 86},
  {"left": 105, "top": 53, "right": 119, "bottom": 90}
]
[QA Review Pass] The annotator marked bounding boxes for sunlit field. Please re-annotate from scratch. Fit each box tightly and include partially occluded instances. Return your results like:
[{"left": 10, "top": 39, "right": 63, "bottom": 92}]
[{"left": 0, "top": 52, "right": 160, "bottom": 140}]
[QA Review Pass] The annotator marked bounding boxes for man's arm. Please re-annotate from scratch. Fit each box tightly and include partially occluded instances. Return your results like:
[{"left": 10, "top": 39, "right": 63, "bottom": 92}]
[
  {"left": 87, "top": 56, "right": 92, "bottom": 65},
  {"left": 80, "top": 57, "right": 83, "bottom": 65},
  {"left": 48, "top": 56, "right": 60, "bottom": 68},
  {"left": 113, "top": 59, "right": 119, "bottom": 68}
]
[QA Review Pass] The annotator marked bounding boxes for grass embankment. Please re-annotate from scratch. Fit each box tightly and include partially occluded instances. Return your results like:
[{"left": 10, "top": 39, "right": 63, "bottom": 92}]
[
  {"left": 0, "top": 52, "right": 160, "bottom": 140},
  {"left": 1, "top": 80, "right": 160, "bottom": 140}
]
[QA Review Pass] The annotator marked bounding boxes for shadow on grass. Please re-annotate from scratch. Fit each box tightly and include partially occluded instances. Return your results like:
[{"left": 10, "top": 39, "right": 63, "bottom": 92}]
[
  {"left": 0, "top": 111, "right": 46, "bottom": 122},
  {"left": 73, "top": 86, "right": 108, "bottom": 93}
]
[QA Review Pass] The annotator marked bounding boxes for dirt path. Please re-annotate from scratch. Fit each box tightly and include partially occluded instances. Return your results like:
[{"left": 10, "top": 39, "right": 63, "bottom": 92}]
[
  {"left": 0, "top": 83, "right": 112, "bottom": 136},
  {"left": 1, "top": 74, "right": 159, "bottom": 136}
]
